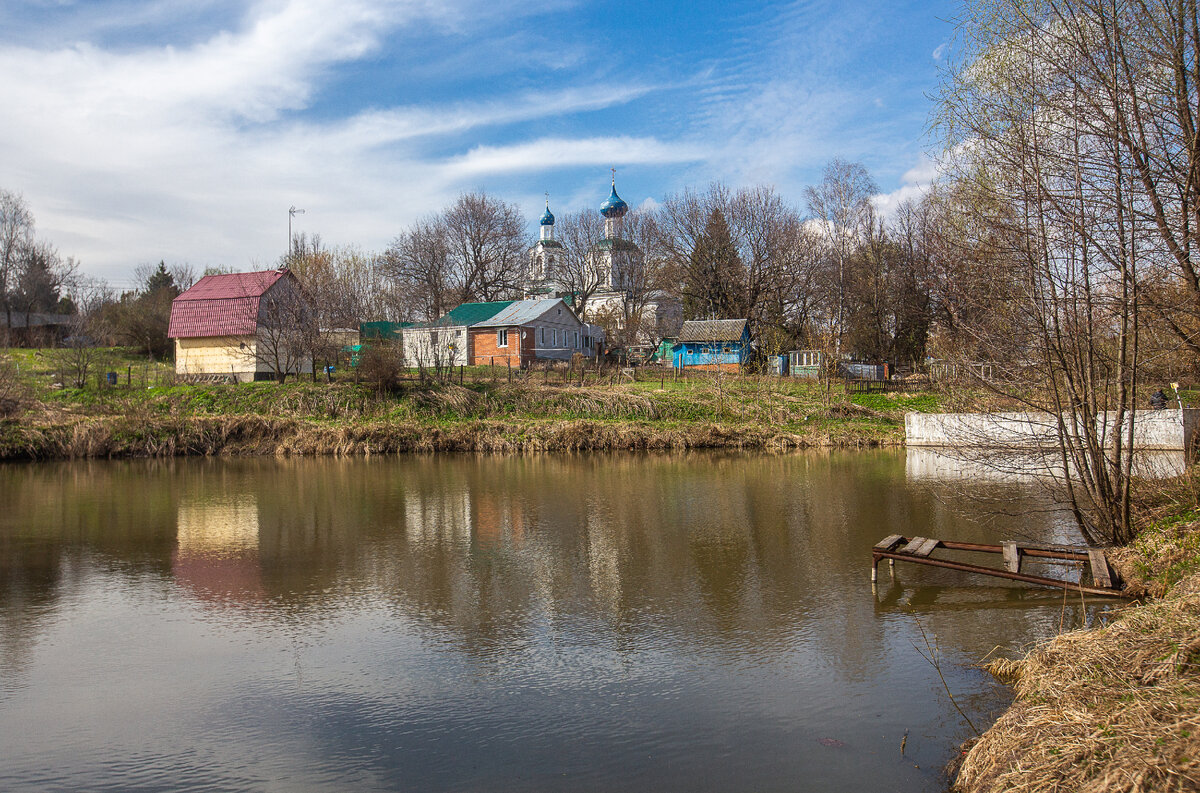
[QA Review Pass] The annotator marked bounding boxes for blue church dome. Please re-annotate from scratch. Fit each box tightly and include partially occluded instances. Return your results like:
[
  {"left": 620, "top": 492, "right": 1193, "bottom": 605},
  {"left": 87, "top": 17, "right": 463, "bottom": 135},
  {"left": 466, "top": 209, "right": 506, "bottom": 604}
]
[
  {"left": 600, "top": 181, "right": 629, "bottom": 219},
  {"left": 540, "top": 205, "right": 555, "bottom": 225}
]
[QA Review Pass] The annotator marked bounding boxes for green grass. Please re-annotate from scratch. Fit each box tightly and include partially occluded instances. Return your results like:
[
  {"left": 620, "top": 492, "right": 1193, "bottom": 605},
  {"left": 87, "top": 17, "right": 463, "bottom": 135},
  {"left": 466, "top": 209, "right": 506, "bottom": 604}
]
[
  {"left": 3, "top": 347, "right": 938, "bottom": 449},
  {"left": 850, "top": 391, "right": 942, "bottom": 413}
]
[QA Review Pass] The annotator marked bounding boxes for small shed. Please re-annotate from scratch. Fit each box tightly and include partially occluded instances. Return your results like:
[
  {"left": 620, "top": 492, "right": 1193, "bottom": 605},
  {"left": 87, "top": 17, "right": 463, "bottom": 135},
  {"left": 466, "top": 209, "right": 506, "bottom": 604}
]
[
  {"left": 789, "top": 349, "right": 823, "bottom": 379},
  {"left": 672, "top": 319, "right": 751, "bottom": 371},
  {"left": 167, "top": 268, "right": 312, "bottom": 382}
]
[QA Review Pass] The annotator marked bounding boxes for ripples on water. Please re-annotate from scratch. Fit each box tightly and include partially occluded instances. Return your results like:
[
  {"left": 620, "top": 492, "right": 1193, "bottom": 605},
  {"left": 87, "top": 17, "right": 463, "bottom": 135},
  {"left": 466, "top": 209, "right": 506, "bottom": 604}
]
[{"left": 0, "top": 451, "right": 1118, "bottom": 792}]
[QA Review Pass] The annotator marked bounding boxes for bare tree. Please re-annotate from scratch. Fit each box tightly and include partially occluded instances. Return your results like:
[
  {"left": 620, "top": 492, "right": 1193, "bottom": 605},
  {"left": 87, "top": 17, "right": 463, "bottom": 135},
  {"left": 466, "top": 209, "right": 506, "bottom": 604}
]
[
  {"left": 443, "top": 192, "right": 528, "bottom": 302},
  {"left": 246, "top": 274, "right": 315, "bottom": 383},
  {"left": 805, "top": 159, "right": 878, "bottom": 357},
  {"left": 49, "top": 313, "right": 104, "bottom": 388},
  {"left": 384, "top": 217, "right": 452, "bottom": 322},
  {"left": 658, "top": 184, "right": 731, "bottom": 316},
  {"left": 0, "top": 191, "right": 35, "bottom": 343},
  {"left": 548, "top": 209, "right": 607, "bottom": 315},
  {"left": 935, "top": 0, "right": 1169, "bottom": 546},
  {"left": 728, "top": 185, "right": 810, "bottom": 338}
]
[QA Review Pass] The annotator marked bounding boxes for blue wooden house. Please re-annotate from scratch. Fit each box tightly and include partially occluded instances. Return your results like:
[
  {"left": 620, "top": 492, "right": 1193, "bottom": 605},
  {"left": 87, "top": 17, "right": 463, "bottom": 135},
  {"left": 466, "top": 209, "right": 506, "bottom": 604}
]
[{"left": 672, "top": 319, "right": 751, "bottom": 371}]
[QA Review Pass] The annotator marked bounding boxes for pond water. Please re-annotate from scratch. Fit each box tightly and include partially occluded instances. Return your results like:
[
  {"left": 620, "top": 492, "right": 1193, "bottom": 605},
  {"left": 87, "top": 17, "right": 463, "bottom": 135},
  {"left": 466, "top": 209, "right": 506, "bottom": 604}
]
[{"left": 0, "top": 451, "right": 1116, "bottom": 792}]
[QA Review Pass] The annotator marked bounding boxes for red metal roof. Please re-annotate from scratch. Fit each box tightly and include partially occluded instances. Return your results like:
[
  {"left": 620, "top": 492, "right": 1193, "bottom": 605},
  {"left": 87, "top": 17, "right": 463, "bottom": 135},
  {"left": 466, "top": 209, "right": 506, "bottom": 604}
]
[{"left": 168, "top": 269, "right": 288, "bottom": 338}]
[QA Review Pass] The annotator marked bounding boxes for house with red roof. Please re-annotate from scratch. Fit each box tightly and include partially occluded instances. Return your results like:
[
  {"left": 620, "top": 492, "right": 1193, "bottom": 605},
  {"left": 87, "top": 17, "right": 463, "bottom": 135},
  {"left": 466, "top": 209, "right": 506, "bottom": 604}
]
[{"left": 167, "top": 267, "right": 313, "bottom": 382}]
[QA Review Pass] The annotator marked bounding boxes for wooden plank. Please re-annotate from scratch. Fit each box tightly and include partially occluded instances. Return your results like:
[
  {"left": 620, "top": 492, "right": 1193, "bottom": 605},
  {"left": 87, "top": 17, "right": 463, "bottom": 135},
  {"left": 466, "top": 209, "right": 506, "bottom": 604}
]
[
  {"left": 913, "top": 538, "right": 940, "bottom": 558},
  {"left": 900, "top": 537, "right": 930, "bottom": 555},
  {"left": 938, "top": 540, "right": 1090, "bottom": 561},
  {"left": 1087, "top": 549, "right": 1113, "bottom": 589},
  {"left": 874, "top": 534, "right": 904, "bottom": 552},
  {"left": 874, "top": 551, "right": 1127, "bottom": 598},
  {"left": 1002, "top": 541, "right": 1021, "bottom": 573}
]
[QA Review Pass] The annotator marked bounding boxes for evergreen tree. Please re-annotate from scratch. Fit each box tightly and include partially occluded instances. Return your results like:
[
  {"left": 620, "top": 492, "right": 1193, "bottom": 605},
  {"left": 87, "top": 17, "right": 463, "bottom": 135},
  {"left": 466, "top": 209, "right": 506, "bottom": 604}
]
[
  {"left": 143, "top": 261, "right": 178, "bottom": 297},
  {"left": 13, "top": 243, "right": 63, "bottom": 313},
  {"left": 683, "top": 208, "right": 745, "bottom": 319}
]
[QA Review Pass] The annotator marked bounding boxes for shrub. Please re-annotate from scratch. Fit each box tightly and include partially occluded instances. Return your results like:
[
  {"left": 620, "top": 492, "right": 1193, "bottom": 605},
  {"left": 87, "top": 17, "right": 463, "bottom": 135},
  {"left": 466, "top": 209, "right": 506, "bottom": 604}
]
[
  {"left": 0, "top": 356, "right": 28, "bottom": 418},
  {"left": 357, "top": 343, "right": 405, "bottom": 392}
]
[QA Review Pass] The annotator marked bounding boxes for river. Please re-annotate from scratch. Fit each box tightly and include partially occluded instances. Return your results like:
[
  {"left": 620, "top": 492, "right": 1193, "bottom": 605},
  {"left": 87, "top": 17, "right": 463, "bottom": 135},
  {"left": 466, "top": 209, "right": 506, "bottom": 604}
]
[{"left": 0, "top": 451, "right": 1118, "bottom": 792}]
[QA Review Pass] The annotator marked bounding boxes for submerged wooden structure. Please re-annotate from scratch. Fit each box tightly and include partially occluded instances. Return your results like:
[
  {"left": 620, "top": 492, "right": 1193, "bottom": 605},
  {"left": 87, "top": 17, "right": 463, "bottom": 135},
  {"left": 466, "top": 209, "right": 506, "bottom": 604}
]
[{"left": 871, "top": 535, "right": 1125, "bottom": 598}]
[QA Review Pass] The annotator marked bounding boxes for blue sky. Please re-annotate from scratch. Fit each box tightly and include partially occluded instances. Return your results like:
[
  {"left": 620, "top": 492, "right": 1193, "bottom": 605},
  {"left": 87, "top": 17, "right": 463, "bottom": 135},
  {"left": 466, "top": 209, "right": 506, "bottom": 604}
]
[{"left": 0, "top": 0, "right": 956, "bottom": 284}]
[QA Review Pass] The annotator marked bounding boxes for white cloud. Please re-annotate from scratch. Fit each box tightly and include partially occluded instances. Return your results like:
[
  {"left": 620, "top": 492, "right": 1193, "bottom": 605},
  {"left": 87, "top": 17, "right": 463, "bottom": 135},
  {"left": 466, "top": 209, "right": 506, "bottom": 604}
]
[
  {"left": 0, "top": 0, "right": 669, "bottom": 278},
  {"left": 444, "top": 137, "right": 709, "bottom": 177},
  {"left": 0, "top": 0, "right": 947, "bottom": 281},
  {"left": 932, "top": 42, "right": 948, "bottom": 61},
  {"left": 871, "top": 154, "right": 942, "bottom": 215}
]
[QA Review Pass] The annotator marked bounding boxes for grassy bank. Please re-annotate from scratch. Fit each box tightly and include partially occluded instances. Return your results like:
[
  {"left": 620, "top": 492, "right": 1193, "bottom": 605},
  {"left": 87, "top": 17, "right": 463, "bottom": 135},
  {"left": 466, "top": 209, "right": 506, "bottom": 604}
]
[
  {"left": 954, "top": 479, "right": 1200, "bottom": 792},
  {"left": 0, "top": 348, "right": 964, "bottom": 458}
]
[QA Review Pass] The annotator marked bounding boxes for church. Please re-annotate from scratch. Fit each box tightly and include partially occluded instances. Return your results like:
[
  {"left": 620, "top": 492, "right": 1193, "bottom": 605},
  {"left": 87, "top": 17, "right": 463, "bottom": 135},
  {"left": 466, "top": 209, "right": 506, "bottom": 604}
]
[{"left": 524, "top": 176, "right": 681, "bottom": 348}]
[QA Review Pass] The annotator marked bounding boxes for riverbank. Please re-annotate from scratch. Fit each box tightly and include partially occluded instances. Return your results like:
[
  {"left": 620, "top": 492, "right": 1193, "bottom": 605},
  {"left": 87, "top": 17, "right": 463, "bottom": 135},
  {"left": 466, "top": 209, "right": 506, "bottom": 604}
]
[
  {"left": 0, "top": 376, "right": 926, "bottom": 458},
  {"left": 0, "top": 376, "right": 935, "bottom": 459},
  {"left": 954, "top": 482, "right": 1200, "bottom": 792}
]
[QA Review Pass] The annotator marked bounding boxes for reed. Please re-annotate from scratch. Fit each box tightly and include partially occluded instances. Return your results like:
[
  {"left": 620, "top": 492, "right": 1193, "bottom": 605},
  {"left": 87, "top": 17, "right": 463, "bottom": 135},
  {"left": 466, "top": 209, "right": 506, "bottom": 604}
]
[{"left": 0, "top": 413, "right": 899, "bottom": 460}]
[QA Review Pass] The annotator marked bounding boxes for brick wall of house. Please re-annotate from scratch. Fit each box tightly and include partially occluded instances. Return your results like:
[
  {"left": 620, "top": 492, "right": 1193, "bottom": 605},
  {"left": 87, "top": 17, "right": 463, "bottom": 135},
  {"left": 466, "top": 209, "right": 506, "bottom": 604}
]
[
  {"left": 469, "top": 326, "right": 524, "bottom": 367},
  {"left": 681, "top": 362, "right": 742, "bottom": 373}
]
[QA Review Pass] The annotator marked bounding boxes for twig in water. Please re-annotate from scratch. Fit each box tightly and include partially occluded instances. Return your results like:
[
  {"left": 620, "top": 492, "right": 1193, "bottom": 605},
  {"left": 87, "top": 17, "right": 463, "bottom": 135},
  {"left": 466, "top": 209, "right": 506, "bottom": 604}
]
[{"left": 911, "top": 619, "right": 980, "bottom": 736}]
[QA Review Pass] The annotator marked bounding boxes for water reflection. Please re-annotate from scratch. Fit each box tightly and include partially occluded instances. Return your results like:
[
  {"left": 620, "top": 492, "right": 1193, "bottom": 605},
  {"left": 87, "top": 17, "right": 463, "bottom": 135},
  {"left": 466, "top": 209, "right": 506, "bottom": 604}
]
[
  {"left": 173, "top": 494, "right": 263, "bottom": 606},
  {"left": 907, "top": 446, "right": 1189, "bottom": 481},
  {"left": 0, "top": 452, "right": 1109, "bottom": 793}
]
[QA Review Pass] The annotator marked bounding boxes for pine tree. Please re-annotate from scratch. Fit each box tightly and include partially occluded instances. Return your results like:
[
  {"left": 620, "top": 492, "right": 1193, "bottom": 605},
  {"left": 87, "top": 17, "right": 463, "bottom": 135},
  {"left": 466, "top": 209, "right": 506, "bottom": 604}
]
[
  {"left": 684, "top": 208, "right": 744, "bottom": 319},
  {"left": 143, "top": 261, "right": 178, "bottom": 297}
]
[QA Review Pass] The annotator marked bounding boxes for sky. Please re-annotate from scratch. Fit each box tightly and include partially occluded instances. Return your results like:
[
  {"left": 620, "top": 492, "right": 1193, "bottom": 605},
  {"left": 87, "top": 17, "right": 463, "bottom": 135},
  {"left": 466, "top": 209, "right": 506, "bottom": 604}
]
[{"left": 0, "top": 0, "right": 957, "bottom": 287}]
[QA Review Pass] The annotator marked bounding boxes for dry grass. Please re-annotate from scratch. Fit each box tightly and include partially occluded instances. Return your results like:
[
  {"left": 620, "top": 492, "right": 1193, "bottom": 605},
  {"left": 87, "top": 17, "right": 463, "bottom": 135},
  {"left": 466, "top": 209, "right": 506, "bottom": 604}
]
[
  {"left": 0, "top": 413, "right": 887, "bottom": 460},
  {"left": 956, "top": 572, "right": 1200, "bottom": 792}
]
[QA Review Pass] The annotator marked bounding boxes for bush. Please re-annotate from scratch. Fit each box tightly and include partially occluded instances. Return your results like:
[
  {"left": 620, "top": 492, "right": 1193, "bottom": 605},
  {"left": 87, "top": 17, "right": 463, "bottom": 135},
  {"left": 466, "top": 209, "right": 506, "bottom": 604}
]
[
  {"left": 357, "top": 343, "right": 405, "bottom": 392},
  {"left": 0, "top": 356, "right": 28, "bottom": 418}
]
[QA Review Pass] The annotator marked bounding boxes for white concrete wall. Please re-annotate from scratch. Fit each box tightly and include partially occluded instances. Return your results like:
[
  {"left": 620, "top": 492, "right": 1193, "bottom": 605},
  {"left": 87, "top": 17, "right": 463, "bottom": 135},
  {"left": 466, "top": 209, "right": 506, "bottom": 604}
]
[
  {"left": 905, "top": 409, "right": 1200, "bottom": 451},
  {"left": 905, "top": 447, "right": 1189, "bottom": 482}
]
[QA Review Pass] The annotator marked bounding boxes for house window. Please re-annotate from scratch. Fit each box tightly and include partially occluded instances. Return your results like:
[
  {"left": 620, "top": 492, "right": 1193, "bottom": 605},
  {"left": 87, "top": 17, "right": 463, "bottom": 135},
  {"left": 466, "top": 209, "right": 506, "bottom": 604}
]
[
  {"left": 540, "top": 327, "right": 545, "bottom": 346},
  {"left": 497, "top": 329, "right": 508, "bottom": 347},
  {"left": 573, "top": 332, "right": 579, "bottom": 349}
]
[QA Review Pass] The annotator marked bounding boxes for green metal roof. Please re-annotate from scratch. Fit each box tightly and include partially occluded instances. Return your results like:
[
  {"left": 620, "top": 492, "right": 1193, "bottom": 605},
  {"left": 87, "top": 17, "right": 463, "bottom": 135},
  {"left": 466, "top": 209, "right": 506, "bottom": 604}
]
[
  {"left": 439, "top": 300, "right": 514, "bottom": 326},
  {"left": 359, "top": 321, "right": 413, "bottom": 340}
]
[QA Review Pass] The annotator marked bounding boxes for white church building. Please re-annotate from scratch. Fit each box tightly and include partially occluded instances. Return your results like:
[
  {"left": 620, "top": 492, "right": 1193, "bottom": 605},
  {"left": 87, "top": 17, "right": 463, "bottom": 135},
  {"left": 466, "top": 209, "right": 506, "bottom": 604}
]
[{"left": 524, "top": 177, "right": 681, "bottom": 348}]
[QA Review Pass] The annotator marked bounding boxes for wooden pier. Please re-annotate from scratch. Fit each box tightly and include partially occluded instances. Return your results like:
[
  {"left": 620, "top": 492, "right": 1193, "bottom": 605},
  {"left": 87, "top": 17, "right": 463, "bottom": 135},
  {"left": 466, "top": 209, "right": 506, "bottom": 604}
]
[{"left": 871, "top": 535, "right": 1125, "bottom": 598}]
